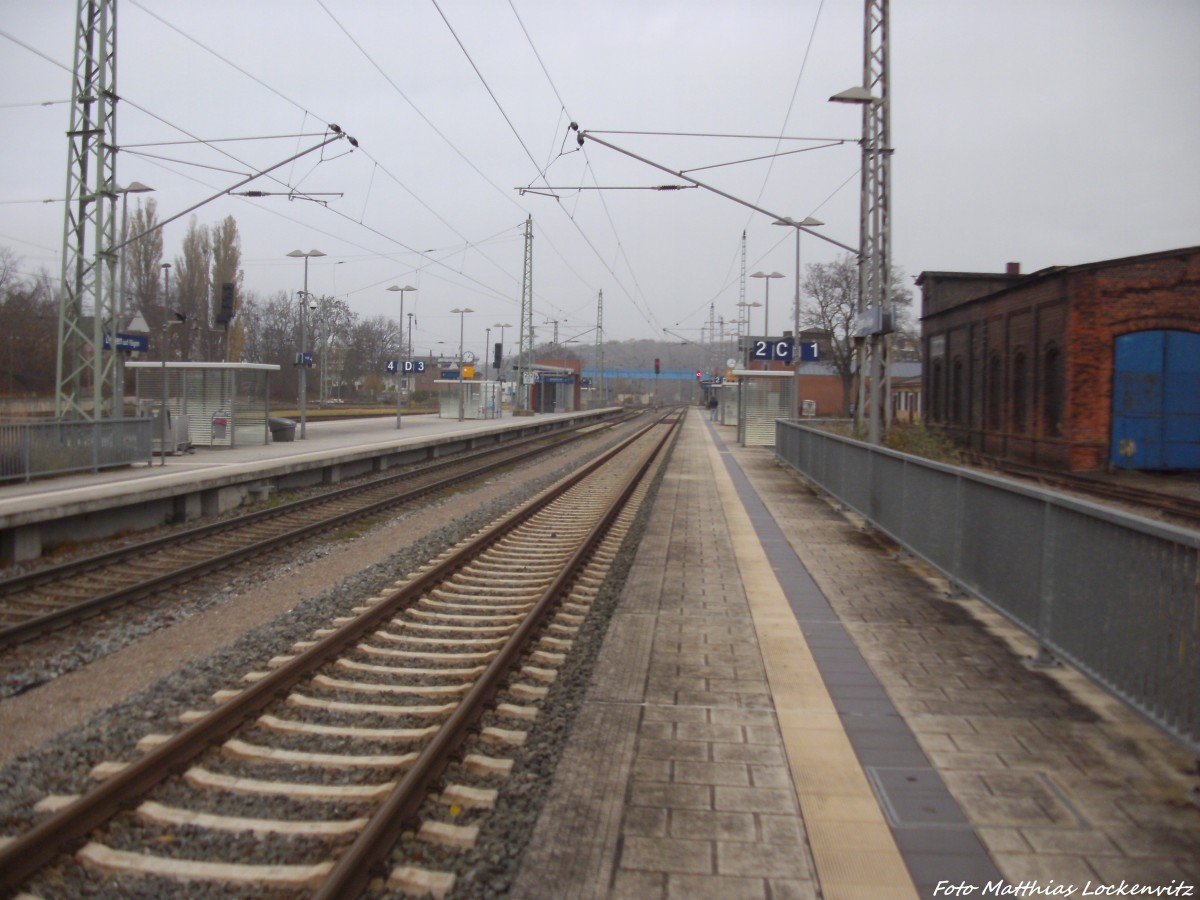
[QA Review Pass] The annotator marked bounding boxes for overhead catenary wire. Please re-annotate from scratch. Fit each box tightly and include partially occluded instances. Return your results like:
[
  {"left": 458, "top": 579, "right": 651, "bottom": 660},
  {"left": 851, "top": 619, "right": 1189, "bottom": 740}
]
[
  {"left": 134, "top": 0, "right": 551, "bottom": 321},
  {"left": 5, "top": 4, "right": 779, "bottom": 343},
  {"left": 128, "top": 0, "right": 540, "bottom": 311},
  {"left": 506, "top": 0, "right": 665, "bottom": 334},
  {"left": 2, "top": 4, "right": 650, "bottom": 339}
]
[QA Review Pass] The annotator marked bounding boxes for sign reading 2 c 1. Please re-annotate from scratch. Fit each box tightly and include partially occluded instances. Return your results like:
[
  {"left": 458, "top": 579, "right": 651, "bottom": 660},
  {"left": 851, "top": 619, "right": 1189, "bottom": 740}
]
[
  {"left": 751, "top": 338, "right": 793, "bottom": 362},
  {"left": 750, "top": 338, "right": 819, "bottom": 362}
]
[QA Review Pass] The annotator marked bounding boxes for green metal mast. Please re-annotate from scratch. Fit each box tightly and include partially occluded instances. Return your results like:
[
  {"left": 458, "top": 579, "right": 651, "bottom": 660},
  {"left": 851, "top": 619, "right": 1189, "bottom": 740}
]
[{"left": 56, "top": 0, "right": 119, "bottom": 419}]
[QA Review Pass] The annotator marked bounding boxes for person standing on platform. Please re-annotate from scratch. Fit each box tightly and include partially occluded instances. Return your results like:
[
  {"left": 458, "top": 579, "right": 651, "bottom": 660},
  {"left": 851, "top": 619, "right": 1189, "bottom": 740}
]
[{"left": 708, "top": 395, "right": 719, "bottom": 421}]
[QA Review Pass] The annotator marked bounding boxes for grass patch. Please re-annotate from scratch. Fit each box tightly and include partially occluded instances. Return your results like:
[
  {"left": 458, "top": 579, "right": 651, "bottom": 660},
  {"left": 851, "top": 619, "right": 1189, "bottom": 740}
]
[{"left": 882, "top": 422, "right": 963, "bottom": 463}]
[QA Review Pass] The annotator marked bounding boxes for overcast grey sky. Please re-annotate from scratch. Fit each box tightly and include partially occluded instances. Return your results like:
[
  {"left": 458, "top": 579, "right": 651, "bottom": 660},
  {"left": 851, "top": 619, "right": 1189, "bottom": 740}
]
[{"left": 1, "top": 0, "right": 1197, "bottom": 356}]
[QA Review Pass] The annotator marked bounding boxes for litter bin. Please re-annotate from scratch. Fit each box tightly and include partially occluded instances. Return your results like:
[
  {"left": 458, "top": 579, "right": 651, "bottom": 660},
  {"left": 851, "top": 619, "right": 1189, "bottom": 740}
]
[
  {"left": 211, "top": 411, "right": 229, "bottom": 442},
  {"left": 269, "top": 417, "right": 296, "bottom": 442}
]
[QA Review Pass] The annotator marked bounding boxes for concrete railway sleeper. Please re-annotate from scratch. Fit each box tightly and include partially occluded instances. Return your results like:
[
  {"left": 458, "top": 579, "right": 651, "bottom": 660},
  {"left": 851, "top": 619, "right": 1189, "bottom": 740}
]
[
  {"left": 0, "top": 417, "right": 629, "bottom": 650},
  {"left": 0, "top": 410, "right": 681, "bottom": 897}
]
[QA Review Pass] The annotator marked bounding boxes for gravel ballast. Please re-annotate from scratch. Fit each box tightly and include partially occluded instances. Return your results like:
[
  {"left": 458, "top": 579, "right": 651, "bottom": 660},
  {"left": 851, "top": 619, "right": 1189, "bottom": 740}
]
[{"left": 0, "top": 420, "right": 672, "bottom": 899}]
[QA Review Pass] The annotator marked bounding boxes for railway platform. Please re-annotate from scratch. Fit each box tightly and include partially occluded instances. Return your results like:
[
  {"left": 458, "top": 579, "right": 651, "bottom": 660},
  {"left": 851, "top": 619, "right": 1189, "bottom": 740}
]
[
  {"left": 0, "top": 409, "right": 613, "bottom": 563},
  {"left": 513, "top": 409, "right": 1200, "bottom": 898}
]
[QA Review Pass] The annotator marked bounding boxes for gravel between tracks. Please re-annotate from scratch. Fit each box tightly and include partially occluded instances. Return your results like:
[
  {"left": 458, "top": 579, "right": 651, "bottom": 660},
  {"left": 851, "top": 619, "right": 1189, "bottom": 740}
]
[{"left": 0, "top": 419, "right": 659, "bottom": 887}]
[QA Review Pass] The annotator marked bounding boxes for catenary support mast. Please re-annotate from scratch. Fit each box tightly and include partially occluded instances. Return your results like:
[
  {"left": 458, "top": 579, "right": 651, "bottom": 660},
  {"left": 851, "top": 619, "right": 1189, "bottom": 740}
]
[
  {"left": 516, "top": 216, "right": 534, "bottom": 414},
  {"left": 594, "top": 289, "right": 604, "bottom": 408},
  {"left": 57, "top": 0, "right": 119, "bottom": 419},
  {"left": 860, "top": 0, "right": 892, "bottom": 442}
]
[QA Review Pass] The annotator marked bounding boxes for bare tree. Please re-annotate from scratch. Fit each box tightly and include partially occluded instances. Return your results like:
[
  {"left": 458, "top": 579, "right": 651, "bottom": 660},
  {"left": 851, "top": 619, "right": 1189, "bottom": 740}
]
[
  {"left": 0, "top": 249, "right": 59, "bottom": 398},
  {"left": 171, "top": 218, "right": 212, "bottom": 361},
  {"left": 802, "top": 254, "right": 913, "bottom": 414},
  {"left": 315, "top": 296, "right": 355, "bottom": 399},
  {"left": 342, "top": 315, "right": 398, "bottom": 400},
  {"left": 256, "top": 290, "right": 302, "bottom": 401},
  {"left": 125, "top": 198, "right": 163, "bottom": 331}
]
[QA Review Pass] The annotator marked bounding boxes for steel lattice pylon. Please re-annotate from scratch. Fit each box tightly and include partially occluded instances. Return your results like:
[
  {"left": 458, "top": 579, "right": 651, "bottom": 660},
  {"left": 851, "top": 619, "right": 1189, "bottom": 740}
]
[
  {"left": 858, "top": 0, "right": 892, "bottom": 443},
  {"left": 56, "top": 0, "right": 119, "bottom": 419},
  {"left": 594, "top": 288, "right": 604, "bottom": 408},
  {"left": 516, "top": 216, "right": 534, "bottom": 413}
]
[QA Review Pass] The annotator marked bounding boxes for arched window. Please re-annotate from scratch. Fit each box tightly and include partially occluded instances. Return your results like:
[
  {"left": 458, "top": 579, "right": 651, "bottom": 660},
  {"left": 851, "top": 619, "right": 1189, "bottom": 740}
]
[
  {"left": 987, "top": 353, "right": 1003, "bottom": 431},
  {"left": 931, "top": 360, "right": 944, "bottom": 423},
  {"left": 1012, "top": 351, "right": 1028, "bottom": 433},
  {"left": 951, "top": 358, "right": 965, "bottom": 424},
  {"left": 1043, "top": 346, "right": 1062, "bottom": 437}
]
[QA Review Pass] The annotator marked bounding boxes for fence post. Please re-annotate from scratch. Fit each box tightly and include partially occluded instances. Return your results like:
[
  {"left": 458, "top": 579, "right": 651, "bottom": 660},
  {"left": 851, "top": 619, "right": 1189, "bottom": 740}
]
[{"left": 1030, "top": 500, "right": 1058, "bottom": 667}]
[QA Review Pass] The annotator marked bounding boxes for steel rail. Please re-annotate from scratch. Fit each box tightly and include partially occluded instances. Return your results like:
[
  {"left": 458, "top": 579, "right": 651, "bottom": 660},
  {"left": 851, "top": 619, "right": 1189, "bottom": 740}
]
[
  {"left": 0, "top": 423, "right": 609, "bottom": 649},
  {"left": 0, "top": 424, "right": 595, "bottom": 597},
  {"left": 314, "top": 411, "right": 681, "bottom": 899},
  {"left": 991, "top": 459, "right": 1200, "bottom": 526},
  {"left": 0, "top": 413, "right": 671, "bottom": 893}
]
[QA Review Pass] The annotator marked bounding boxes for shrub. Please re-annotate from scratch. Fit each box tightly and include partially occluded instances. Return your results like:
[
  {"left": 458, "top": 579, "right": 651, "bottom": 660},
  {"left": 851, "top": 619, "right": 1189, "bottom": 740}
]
[{"left": 883, "top": 422, "right": 962, "bottom": 463}]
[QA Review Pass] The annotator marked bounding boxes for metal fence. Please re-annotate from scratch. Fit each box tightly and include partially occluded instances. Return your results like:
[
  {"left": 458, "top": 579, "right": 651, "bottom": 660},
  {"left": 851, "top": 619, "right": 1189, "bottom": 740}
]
[
  {"left": 776, "top": 420, "right": 1200, "bottom": 754},
  {"left": 0, "top": 418, "right": 153, "bottom": 483}
]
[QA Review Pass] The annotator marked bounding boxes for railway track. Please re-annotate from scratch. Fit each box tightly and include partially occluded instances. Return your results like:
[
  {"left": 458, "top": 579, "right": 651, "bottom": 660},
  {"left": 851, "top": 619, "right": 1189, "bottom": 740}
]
[
  {"left": 991, "top": 459, "right": 1200, "bottom": 527},
  {"left": 0, "top": 409, "right": 680, "bottom": 897},
  {"left": 0, "top": 415, "right": 631, "bottom": 650}
]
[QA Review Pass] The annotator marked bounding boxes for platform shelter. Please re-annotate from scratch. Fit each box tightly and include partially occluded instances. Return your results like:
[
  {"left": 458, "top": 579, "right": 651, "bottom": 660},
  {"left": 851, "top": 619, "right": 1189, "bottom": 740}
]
[
  {"left": 734, "top": 369, "right": 793, "bottom": 446},
  {"left": 712, "top": 381, "right": 739, "bottom": 426},
  {"left": 528, "top": 364, "right": 578, "bottom": 413},
  {"left": 435, "top": 379, "right": 503, "bottom": 420},
  {"left": 129, "top": 362, "right": 280, "bottom": 447}
]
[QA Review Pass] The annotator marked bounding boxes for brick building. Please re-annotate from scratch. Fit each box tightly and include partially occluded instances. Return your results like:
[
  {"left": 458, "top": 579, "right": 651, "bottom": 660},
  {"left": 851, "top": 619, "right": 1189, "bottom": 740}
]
[{"left": 919, "top": 246, "right": 1200, "bottom": 471}]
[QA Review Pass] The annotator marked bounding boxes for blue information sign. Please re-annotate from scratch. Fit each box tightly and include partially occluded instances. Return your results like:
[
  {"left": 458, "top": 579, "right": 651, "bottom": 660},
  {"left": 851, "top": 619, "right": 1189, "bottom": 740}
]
[
  {"left": 750, "top": 338, "right": 793, "bottom": 362},
  {"left": 102, "top": 332, "right": 150, "bottom": 353},
  {"left": 749, "top": 338, "right": 819, "bottom": 362}
]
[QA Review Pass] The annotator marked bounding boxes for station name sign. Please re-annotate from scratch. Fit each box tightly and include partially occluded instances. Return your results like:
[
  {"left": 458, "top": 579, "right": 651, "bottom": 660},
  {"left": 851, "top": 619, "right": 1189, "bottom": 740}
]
[{"left": 102, "top": 332, "right": 150, "bottom": 353}]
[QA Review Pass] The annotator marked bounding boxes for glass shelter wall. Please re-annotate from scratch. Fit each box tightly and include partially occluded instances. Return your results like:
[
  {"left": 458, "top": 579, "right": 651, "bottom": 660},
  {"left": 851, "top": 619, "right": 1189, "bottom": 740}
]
[
  {"left": 435, "top": 380, "right": 503, "bottom": 420},
  {"left": 130, "top": 363, "right": 277, "bottom": 447},
  {"left": 735, "top": 371, "right": 793, "bottom": 446}
]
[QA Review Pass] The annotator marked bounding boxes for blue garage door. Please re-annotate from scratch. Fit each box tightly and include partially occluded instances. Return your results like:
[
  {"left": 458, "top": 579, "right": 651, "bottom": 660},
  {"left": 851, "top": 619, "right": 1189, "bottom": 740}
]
[{"left": 1111, "top": 330, "right": 1200, "bottom": 470}]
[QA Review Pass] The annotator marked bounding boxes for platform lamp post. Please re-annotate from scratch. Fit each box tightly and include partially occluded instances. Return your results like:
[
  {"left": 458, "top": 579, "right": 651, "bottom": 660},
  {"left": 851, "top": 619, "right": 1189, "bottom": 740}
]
[
  {"left": 296, "top": 290, "right": 317, "bottom": 439},
  {"left": 387, "top": 284, "right": 417, "bottom": 429},
  {"left": 774, "top": 216, "right": 823, "bottom": 418},
  {"left": 287, "top": 250, "right": 324, "bottom": 439},
  {"left": 749, "top": 271, "right": 784, "bottom": 342},
  {"left": 494, "top": 323, "right": 512, "bottom": 410},
  {"left": 113, "top": 181, "right": 154, "bottom": 417},
  {"left": 736, "top": 301, "right": 761, "bottom": 365},
  {"left": 159, "top": 263, "right": 170, "bottom": 466},
  {"left": 451, "top": 307, "right": 473, "bottom": 421}
]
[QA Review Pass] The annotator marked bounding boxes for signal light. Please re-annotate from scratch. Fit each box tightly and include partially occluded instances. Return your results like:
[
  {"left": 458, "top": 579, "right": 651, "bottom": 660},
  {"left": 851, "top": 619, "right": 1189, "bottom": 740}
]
[
  {"left": 216, "top": 282, "right": 235, "bottom": 325},
  {"left": 654, "top": 358, "right": 660, "bottom": 375}
]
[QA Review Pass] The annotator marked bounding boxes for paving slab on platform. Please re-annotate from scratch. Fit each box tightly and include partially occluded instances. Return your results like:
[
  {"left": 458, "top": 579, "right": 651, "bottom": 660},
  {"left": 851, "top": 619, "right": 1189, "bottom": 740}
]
[{"left": 514, "top": 409, "right": 1200, "bottom": 899}]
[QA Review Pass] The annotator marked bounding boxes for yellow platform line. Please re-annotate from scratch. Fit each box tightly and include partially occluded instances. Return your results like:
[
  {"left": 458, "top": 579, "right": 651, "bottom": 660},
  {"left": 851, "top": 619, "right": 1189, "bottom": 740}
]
[{"left": 701, "top": 416, "right": 918, "bottom": 900}]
